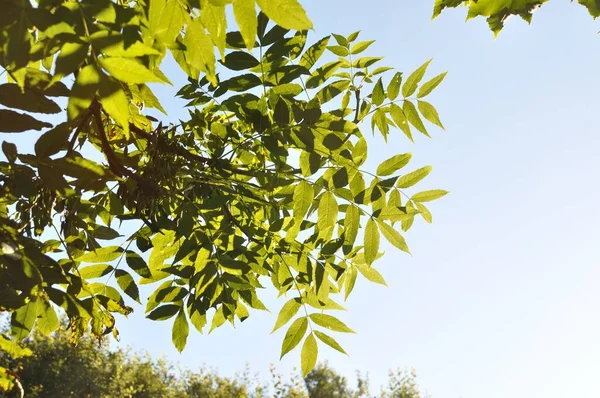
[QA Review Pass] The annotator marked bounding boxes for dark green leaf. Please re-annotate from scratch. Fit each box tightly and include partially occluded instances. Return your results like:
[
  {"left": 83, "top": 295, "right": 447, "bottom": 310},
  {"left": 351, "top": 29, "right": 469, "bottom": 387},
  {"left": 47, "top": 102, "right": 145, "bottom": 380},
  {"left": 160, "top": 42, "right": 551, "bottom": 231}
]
[{"left": 0, "top": 110, "right": 52, "bottom": 132}]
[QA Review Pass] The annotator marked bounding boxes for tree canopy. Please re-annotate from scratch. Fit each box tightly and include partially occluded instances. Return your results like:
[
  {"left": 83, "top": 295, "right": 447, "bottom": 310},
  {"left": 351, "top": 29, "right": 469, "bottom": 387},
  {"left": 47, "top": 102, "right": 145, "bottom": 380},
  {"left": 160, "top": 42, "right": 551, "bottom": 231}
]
[
  {"left": 0, "top": 0, "right": 448, "bottom": 392},
  {"left": 432, "top": 0, "right": 600, "bottom": 35}
]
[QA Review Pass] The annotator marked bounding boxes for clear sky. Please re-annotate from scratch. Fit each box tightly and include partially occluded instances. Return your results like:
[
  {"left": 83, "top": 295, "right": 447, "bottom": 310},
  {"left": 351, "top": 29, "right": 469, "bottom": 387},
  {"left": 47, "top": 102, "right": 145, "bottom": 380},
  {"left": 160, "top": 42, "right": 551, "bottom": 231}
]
[{"left": 4, "top": 1, "right": 600, "bottom": 397}]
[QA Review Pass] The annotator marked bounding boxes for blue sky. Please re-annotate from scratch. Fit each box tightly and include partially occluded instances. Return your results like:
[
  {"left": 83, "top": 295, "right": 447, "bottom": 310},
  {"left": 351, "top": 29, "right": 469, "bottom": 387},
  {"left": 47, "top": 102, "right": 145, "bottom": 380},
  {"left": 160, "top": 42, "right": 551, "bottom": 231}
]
[{"left": 4, "top": 1, "right": 600, "bottom": 397}]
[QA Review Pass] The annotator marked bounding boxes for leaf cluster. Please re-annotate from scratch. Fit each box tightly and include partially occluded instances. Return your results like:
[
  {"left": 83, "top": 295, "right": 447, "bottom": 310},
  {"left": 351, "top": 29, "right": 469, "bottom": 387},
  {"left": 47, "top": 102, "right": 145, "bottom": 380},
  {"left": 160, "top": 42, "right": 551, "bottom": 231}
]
[{"left": 0, "top": 0, "right": 448, "bottom": 384}]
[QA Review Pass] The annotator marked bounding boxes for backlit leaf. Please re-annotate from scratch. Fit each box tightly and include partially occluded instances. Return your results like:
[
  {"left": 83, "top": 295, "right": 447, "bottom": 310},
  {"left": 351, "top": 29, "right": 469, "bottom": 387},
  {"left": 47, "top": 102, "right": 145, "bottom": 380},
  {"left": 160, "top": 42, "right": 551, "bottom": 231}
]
[
  {"left": 376, "top": 220, "right": 410, "bottom": 253},
  {"left": 402, "top": 59, "right": 432, "bottom": 98},
  {"left": 418, "top": 100, "right": 444, "bottom": 129},
  {"left": 396, "top": 166, "right": 432, "bottom": 188},
  {"left": 280, "top": 316, "right": 308, "bottom": 358},
  {"left": 256, "top": 0, "right": 312, "bottom": 30},
  {"left": 314, "top": 330, "right": 347, "bottom": 355},
  {"left": 309, "top": 313, "right": 354, "bottom": 333},
  {"left": 364, "top": 218, "right": 379, "bottom": 265},
  {"left": 172, "top": 309, "right": 189, "bottom": 352},
  {"left": 301, "top": 333, "right": 318, "bottom": 376},
  {"left": 376, "top": 153, "right": 412, "bottom": 176},
  {"left": 418, "top": 72, "right": 447, "bottom": 98},
  {"left": 272, "top": 298, "right": 301, "bottom": 333},
  {"left": 411, "top": 189, "right": 449, "bottom": 202}
]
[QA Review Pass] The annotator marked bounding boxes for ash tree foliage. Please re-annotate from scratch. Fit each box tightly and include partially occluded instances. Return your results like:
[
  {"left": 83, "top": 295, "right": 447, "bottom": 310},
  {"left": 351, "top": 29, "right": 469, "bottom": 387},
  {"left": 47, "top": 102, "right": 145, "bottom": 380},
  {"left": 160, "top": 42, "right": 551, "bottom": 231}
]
[
  {"left": 0, "top": 0, "right": 448, "bottom": 391},
  {"left": 432, "top": 0, "right": 600, "bottom": 35}
]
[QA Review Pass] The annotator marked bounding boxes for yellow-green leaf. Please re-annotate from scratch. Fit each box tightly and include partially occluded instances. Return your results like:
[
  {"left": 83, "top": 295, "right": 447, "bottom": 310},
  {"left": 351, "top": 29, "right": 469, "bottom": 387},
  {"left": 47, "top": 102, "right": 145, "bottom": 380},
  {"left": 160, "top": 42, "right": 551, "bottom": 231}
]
[
  {"left": 389, "top": 103, "right": 413, "bottom": 142},
  {"left": 280, "top": 316, "right": 308, "bottom": 358},
  {"left": 272, "top": 298, "right": 301, "bottom": 333},
  {"left": 356, "top": 263, "right": 387, "bottom": 286},
  {"left": 314, "top": 330, "right": 347, "bottom": 355},
  {"left": 396, "top": 166, "right": 432, "bottom": 188},
  {"left": 77, "top": 246, "right": 123, "bottom": 263},
  {"left": 309, "top": 313, "right": 354, "bottom": 333},
  {"left": 293, "top": 180, "right": 314, "bottom": 222},
  {"left": 301, "top": 333, "right": 318, "bottom": 376},
  {"left": 201, "top": 0, "right": 227, "bottom": 59},
  {"left": 115, "top": 269, "right": 140, "bottom": 303},
  {"left": 415, "top": 202, "right": 433, "bottom": 223},
  {"left": 387, "top": 72, "right": 402, "bottom": 100},
  {"left": 233, "top": 0, "right": 258, "bottom": 50},
  {"left": 402, "top": 59, "right": 432, "bottom": 98},
  {"left": 67, "top": 64, "right": 101, "bottom": 121},
  {"left": 79, "top": 264, "right": 114, "bottom": 279},
  {"left": 403, "top": 101, "right": 429, "bottom": 137},
  {"left": 418, "top": 100, "right": 444, "bottom": 129},
  {"left": 372, "top": 78, "right": 385, "bottom": 106},
  {"left": 376, "top": 220, "right": 410, "bottom": 254},
  {"left": 98, "top": 58, "right": 166, "bottom": 85},
  {"left": 318, "top": 191, "right": 338, "bottom": 241},
  {"left": 99, "top": 75, "right": 130, "bottom": 138},
  {"left": 417, "top": 71, "right": 447, "bottom": 98},
  {"left": 350, "top": 40, "right": 375, "bottom": 55},
  {"left": 172, "top": 309, "right": 189, "bottom": 352},
  {"left": 376, "top": 153, "right": 412, "bottom": 176},
  {"left": 35, "top": 300, "right": 59, "bottom": 335},
  {"left": 364, "top": 218, "right": 379, "bottom": 266},
  {"left": 256, "top": 0, "right": 312, "bottom": 30},
  {"left": 185, "top": 18, "right": 217, "bottom": 85},
  {"left": 344, "top": 205, "right": 359, "bottom": 247},
  {"left": 411, "top": 189, "right": 449, "bottom": 202}
]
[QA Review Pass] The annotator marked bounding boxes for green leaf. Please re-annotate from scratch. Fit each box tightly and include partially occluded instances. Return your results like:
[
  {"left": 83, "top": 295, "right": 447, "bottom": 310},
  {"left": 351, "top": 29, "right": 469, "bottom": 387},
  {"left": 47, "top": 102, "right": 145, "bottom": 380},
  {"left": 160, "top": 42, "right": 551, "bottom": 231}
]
[
  {"left": 376, "top": 220, "right": 410, "bottom": 254},
  {"left": 184, "top": 18, "right": 217, "bottom": 84},
  {"left": 314, "top": 330, "right": 347, "bottom": 355},
  {"left": 115, "top": 269, "right": 140, "bottom": 303},
  {"left": 353, "top": 57, "right": 383, "bottom": 68},
  {"left": 0, "top": 335, "right": 32, "bottom": 359},
  {"left": 11, "top": 298, "right": 39, "bottom": 340},
  {"left": 411, "top": 189, "right": 449, "bottom": 202},
  {"left": 415, "top": 202, "right": 433, "bottom": 223},
  {"left": 387, "top": 72, "right": 402, "bottom": 101},
  {"left": 0, "top": 110, "right": 52, "bottom": 133},
  {"left": 223, "top": 51, "right": 260, "bottom": 70},
  {"left": 256, "top": 0, "right": 312, "bottom": 30},
  {"left": 272, "top": 298, "right": 301, "bottom": 333},
  {"left": 372, "top": 78, "right": 385, "bottom": 106},
  {"left": 344, "top": 266, "right": 357, "bottom": 300},
  {"left": 79, "top": 264, "right": 114, "bottom": 279},
  {"left": 389, "top": 103, "right": 412, "bottom": 141},
  {"left": 35, "top": 123, "right": 72, "bottom": 158},
  {"left": 327, "top": 45, "right": 349, "bottom": 56},
  {"left": 209, "top": 307, "right": 227, "bottom": 333},
  {"left": 77, "top": 246, "right": 123, "bottom": 263},
  {"left": 98, "top": 57, "right": 166, "bottom": 85},
  {"left": 418, "top": 72, "right": 447, "bottom": 98},
  {"left": 418, "top": 100, "right": 444, "bottom": 129},
  {"left": 280, "top": 316, "right": 308, "bottom": 358},
  {"left": 53, "top": 42, "right": 89, "bottom": 83},
  {"left": 343, "top": 205, "right": 359, "bottom": 247},
  {"left": 318, "top": 191, "right": 338, "bottom": 241},
  {"left": 233, "top": 0, "right": 258, "bottom": 50},
  {"left": 350, "top": 40, "right": 375, "bottom": 55},
  {"left": 35, "top": 300, "right": 59, "bottom": 335},
  {"left": 67, "top": 64, "right": 101, "bottom": 121},
  {"left": 301, "top": 333, "right": 318, "bottom": 376},
  {"left": 403, "top": 101, "right": 428, "bottom": 136},
  {"left": 396, "top": 166, "right": 433, "bottom": 188},
  {"left": 309, "top": 313, "right": 354, "bottom": 333},
  {"left": 364, "top": 218, "right": 379, "bottom": 266},
  {"left": 293, "top": 181, "right": 314, "bottom": 222},
  {"left": 376, "top": 153, "right": 412, "bottom": 176},
  {"left": 402, "top": 59, "right": 432, "bottom": 98},
  {"left": 147, "top": 304, "right": 181, "bottom": 321},
  {"left": 0, "top": 84, "right": 60, "bottom": 114},
  {"left": 315, "top": 79, "right": 350, "bottom": 104},
  {"left": 126, "top": 251, "right": 152, "bottom": 278},
  {"left": 99, "top": 75, "right": 130, "bottom": 138},
  {"left": 299, "top": 36, "right": 329, "bottom": 69},
  {"left": 172, "top": 309, "right": 189, "bottom": 352},
  {"left": 201, "top": 0, "right": 227, "bottom": 59},
  {"left": 149, "top": 0, "right": 184, "bottom": 45},
  {"left": 356, "top": 263, "right": 387, "bottom": 286}
]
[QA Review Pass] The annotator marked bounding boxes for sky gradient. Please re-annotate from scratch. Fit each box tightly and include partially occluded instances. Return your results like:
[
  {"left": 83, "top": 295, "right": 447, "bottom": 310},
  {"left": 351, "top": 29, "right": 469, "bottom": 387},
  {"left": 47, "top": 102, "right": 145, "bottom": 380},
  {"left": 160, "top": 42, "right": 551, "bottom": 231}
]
[{"left": 3, "top": 1, "right": 600, "bottom": 397}]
